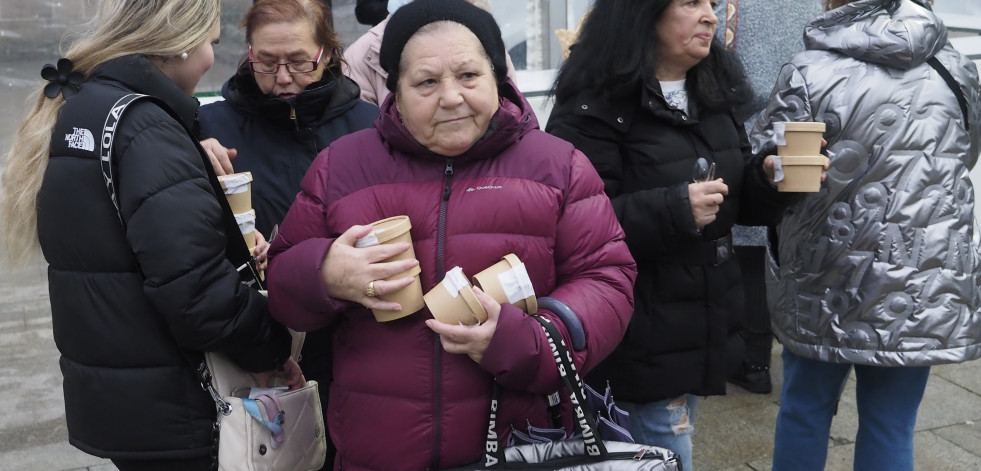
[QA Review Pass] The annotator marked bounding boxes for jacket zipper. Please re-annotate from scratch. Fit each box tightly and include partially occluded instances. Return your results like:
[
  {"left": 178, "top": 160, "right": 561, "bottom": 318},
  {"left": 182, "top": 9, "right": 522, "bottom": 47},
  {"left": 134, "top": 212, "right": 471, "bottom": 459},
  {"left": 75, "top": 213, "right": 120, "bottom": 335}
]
[
  {"left": 431, "top": 158, "right": 454, "bottom": 469},
  {"left": 289, "top": 105, "right": 299, "bottom": 131}
]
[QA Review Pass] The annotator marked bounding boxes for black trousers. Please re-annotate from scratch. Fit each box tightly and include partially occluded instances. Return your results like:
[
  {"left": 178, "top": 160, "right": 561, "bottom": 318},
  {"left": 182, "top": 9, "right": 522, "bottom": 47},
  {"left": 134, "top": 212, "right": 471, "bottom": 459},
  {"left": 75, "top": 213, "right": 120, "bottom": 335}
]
[{"left": 735, "top": 245, "right": 773, "bottom": 366}]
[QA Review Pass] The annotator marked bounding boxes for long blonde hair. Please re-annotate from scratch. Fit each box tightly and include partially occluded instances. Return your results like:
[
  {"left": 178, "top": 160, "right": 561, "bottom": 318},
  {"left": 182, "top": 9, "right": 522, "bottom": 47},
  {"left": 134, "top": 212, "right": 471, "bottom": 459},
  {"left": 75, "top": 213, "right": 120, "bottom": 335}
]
[{"left": 0, "top": 0, "right": 220, "bottom": 267}]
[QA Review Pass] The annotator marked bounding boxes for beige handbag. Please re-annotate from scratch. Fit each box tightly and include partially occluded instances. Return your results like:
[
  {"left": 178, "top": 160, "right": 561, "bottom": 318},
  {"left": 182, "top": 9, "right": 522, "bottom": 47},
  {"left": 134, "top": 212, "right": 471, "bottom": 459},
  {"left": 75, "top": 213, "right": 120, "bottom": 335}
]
[{"left": 200, "top": 331, "right": 327, "bottom": 471}]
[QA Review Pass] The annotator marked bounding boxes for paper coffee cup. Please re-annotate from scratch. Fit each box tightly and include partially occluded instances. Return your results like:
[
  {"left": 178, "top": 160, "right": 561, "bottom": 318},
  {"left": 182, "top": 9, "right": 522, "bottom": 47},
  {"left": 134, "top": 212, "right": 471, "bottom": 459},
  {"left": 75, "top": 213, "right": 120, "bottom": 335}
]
[
  {"left": 243, "top": 231, "right": 257, "bottom": 250},
  {"left": 355, "top": 215, "right": 425, "bottom": 322},
  {"left": 775, "top": 122, "right": 826, "bottom": 157},
  {"left": 472, "top": 253, "right": 538, "bottom": 315},
  {"left": 218, "top": 172, "right": 253, "bottom": 215},
  {"left": 424, "top": 267, "right": 487, "bottom": 325},
  {"left": 776, "top": 155, "right": 826, "bottom": 192},
  {"left": 234, "top": 210, "right": 257, "bottom": 249}
]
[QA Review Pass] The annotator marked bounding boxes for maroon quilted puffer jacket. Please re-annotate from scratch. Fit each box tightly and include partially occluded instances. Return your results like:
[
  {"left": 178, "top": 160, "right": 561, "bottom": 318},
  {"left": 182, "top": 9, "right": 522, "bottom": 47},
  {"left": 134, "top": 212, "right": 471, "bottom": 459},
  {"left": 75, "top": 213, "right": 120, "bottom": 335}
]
[{"left": 267, "top": 81, "right": 636, "bottom": 471}]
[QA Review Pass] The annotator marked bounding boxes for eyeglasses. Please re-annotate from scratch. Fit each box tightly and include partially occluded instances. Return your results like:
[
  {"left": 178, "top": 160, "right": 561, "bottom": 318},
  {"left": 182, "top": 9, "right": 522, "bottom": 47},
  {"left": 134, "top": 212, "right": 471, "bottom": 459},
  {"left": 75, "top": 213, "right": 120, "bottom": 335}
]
[{"left": 248, "top": 45, "right": 324, "bottom": 75}]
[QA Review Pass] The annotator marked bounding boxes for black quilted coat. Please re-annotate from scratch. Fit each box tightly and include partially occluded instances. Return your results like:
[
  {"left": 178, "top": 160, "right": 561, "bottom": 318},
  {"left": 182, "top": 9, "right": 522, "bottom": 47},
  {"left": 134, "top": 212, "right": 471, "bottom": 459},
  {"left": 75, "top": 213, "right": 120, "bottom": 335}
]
[
  {"left": 547, "top": 81, "right": 785, "bottom": 402},
  {"left": 38, "top": 54, "right": 291, "bottom": 460}
]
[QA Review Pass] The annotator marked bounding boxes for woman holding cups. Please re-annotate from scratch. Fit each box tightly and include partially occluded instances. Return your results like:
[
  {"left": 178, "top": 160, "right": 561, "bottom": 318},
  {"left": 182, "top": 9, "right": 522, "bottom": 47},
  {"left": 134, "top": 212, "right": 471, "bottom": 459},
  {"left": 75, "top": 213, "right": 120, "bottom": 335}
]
[
  {"left": 749, "top": 0, "right": 981, "bottom": 469},
  {"left": 266, "top": 1, "right": 637, "bottom": 469},
  {"left": 197, "top": 3, "right": 378, "bottom": 464}
]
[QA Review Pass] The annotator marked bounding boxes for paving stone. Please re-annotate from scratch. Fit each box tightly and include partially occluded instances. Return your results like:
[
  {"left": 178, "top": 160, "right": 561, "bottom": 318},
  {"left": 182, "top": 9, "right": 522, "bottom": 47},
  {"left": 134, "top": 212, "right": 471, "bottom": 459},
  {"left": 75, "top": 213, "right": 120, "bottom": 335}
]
[
  {"left": 692, "top": 401, "right": 780, "bottom": 470},
  {"left": 932, "top": 421, "right": 981, "bottom": 458},
  {"left": 935, "top": 361, "right": 981, "bottom": 396},
  {"left": 0, "top": 442, "right": 109, "bottom": 471},
  {"left": 914, "top": 430, "right": 981, "bottom": 470},
  {"left": 915, "top": 375, "right": 981, "bottom": 429}
]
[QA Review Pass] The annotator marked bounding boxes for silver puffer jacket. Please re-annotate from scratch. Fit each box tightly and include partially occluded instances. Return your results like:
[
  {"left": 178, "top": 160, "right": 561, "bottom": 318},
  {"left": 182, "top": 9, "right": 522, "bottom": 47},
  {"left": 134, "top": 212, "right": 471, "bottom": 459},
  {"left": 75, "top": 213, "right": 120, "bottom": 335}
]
[{"left": 750, "top": 0, "right": 981, "bottom": 366}]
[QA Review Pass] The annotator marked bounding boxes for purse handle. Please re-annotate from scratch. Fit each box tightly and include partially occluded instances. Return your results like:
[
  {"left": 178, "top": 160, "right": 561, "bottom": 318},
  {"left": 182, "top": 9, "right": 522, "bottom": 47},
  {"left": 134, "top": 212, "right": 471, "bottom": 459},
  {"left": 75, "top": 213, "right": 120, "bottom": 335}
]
[{"left": 480, "top": 313, "right": 609, "bottom": 467}]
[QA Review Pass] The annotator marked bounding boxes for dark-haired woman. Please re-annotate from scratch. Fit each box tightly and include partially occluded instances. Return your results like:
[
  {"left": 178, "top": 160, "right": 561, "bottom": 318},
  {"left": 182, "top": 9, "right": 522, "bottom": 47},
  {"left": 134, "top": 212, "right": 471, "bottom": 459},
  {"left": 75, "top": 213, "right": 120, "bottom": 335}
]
[{"left": 546, "top": 1, "right": 794, "bottom": 469}]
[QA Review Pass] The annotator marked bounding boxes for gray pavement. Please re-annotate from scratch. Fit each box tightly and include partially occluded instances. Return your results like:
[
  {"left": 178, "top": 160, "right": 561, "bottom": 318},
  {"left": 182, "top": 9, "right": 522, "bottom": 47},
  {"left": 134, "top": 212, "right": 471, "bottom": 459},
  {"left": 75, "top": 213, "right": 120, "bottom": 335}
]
[{"left": 2, "top": 260, "right": 981, "bottom": 471}]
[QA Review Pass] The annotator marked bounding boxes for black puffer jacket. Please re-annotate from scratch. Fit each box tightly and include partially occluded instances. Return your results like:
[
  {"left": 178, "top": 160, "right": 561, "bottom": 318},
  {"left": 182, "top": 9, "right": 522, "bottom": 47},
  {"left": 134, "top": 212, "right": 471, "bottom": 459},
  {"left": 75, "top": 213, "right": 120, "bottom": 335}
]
[
  {"left": 39, "top": 54, "right": 291, "bottom": 459},
  {"left": 546, "top": 81, "right": 784, "bottom": 402},
  {"left": 198, "top": 65, "right": 378, "bottom": 237}
]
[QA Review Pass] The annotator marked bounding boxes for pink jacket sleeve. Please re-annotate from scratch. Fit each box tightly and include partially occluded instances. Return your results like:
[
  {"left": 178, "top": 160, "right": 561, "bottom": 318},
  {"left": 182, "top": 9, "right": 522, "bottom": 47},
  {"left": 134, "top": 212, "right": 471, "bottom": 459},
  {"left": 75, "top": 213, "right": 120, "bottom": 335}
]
[{"left": 341, "top": 19, "right": 390, "bottom": 107}]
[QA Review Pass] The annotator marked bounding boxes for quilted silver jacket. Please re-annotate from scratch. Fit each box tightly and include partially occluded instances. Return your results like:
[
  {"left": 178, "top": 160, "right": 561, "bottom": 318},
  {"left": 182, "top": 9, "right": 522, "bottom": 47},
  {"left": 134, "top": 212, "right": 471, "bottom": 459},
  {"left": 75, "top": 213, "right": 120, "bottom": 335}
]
[{"left": 750, "top": 0, "right": 981, "bottom": 366}]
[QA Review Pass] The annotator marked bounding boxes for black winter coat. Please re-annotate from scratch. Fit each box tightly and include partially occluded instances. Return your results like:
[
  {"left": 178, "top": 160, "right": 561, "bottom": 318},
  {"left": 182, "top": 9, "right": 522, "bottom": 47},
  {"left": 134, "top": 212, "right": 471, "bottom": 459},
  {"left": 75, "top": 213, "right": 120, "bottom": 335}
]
[
  {"left": 39, "top": 55, "right": 292, "bottom": 459},
  {"left": 546, "top": 81, "right": 785, "bottom": 402},
  {"left": 198, "top": 65, "right": 378, "bottom": 237}
]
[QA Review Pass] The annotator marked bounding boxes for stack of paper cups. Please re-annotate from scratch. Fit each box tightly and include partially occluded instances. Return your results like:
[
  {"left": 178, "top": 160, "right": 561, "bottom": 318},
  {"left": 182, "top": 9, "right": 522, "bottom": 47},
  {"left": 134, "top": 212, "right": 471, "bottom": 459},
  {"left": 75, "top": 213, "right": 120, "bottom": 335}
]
[
  {"left": 234, "top": 210, "right": 257, "bottom": 250},
  {"left": 217, "top": 172, "right": 257, "bottom": 250},
  {"left": 773, "top": 122, "right": 826, "bottom": 192}
]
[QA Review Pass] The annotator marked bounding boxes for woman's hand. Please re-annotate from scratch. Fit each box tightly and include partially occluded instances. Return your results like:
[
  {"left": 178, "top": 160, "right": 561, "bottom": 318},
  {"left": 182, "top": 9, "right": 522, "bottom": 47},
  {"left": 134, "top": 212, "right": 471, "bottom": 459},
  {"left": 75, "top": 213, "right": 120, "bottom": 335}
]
[
  {"left": 252, "top": 231, "right": 270, "bottom": 274},
  {"left": 425, "top": 287, "right": 501, "bottom": 364},
  {"left": 200, "top": 138, "right": 237, "bottom": 176},
  {"left": 320, "top": 224, "right": 420, "bottom": 311},
  {"left": 689, "top": 178, "right": 728, "bottom": 229},
  {"left": 250, "top": 357, "right": 306, "bottom": 390}
]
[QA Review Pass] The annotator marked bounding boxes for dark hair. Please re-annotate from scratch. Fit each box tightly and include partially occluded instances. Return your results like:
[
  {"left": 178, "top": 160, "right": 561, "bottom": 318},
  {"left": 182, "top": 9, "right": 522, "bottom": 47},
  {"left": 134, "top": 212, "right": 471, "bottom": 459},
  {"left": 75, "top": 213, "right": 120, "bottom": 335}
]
[
  {"left": 551, "top": 0, "right": 752, "bottom": 113},
  {"left": 242, "top": 0, "right": 344, "bottom": 71}
]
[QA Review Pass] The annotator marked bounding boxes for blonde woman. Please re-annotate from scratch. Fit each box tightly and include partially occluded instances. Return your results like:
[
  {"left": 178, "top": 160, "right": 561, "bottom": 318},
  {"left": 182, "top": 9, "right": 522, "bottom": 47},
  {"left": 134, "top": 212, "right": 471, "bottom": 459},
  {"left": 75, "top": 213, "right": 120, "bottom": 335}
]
[{"left": 0, "top": 1, "right": 303, "bottom": 469}]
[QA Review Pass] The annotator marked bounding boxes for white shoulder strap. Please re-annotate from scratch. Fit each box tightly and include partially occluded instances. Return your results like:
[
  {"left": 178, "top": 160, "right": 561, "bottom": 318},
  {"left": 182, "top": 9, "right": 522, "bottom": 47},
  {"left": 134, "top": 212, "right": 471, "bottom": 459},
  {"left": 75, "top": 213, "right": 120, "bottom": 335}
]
[{"left": 99, "top": 93, "right": 149, "bottom": 226}]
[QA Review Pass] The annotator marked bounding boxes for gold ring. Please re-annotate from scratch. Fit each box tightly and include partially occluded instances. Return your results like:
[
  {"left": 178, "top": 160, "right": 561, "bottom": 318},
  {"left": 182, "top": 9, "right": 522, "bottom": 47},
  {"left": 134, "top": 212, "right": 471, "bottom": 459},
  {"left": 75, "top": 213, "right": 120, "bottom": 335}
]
[{"left": 364, "top": 280, "right": 377, "bottom": 298}]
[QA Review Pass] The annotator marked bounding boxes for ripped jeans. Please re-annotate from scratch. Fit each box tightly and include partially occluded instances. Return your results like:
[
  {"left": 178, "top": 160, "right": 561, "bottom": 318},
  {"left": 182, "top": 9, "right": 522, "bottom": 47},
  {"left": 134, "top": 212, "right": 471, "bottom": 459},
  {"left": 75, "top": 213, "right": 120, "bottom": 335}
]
[{"left": 618, "top": 394, "right": 699, "bottom": 471}]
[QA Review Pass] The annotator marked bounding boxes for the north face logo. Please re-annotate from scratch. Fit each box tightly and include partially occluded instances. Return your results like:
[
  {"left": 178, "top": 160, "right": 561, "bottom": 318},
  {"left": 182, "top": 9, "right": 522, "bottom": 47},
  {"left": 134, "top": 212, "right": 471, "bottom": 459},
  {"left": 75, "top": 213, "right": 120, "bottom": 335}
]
[{"left": 65, "top": 127, "right": 95, "bottom": 151}]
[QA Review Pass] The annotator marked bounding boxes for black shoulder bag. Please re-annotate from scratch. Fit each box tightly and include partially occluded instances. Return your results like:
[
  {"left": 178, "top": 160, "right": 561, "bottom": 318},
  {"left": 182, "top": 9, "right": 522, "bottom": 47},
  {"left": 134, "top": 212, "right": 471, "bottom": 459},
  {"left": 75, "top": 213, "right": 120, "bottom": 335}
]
[{"left": 441, "top": 312, "right": 679, "bottom": 471}]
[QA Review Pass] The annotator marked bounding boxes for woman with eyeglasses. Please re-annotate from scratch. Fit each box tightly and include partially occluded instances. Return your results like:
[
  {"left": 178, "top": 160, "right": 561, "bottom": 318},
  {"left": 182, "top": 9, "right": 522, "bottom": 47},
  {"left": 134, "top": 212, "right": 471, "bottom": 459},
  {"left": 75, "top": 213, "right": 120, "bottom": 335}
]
[
  {"left": 199, "top": 0, "right": 377, "bottom": 240},
  {"left": 197, "top": 1, "right": 377, "bottom": 468}
]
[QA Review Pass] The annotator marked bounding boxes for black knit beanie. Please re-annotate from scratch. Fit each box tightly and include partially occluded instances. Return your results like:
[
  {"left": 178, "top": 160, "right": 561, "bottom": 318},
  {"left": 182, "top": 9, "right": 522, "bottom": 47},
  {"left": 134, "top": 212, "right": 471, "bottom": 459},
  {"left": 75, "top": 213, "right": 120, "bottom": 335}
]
[{"left": 379, "top": 0, "right": 508, "bottom": 92}]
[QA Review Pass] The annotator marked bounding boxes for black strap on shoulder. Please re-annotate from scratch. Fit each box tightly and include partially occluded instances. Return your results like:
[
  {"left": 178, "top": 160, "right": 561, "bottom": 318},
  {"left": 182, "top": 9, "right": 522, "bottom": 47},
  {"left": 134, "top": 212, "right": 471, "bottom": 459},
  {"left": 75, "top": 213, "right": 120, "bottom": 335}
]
[
  {"left": 928, "top": 56, "right": 971, "bottom": 132},
  {"left": 99, "top": 93, "right": 262, "bottom": 289}
]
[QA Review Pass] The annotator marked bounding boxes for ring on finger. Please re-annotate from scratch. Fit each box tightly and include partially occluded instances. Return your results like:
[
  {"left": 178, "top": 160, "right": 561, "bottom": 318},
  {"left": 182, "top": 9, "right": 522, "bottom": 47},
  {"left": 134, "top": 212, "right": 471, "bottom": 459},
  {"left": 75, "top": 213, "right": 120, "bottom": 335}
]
[{"left": 364, "top": 280, "right": 377, "bottom": 298}]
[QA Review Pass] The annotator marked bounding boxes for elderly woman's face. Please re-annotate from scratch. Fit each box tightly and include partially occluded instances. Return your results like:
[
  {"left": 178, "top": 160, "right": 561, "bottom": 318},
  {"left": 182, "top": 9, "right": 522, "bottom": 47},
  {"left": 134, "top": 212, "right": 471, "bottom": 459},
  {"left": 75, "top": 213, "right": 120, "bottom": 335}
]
[
  {"left": 249, "top": 20, "right": 326, "bottom": 99},
  {"left": 396, "top": 23, "right": 499, "bottom": 157},
  {"left": 654, "top": 0, "right": 718, "bottom": 79}
]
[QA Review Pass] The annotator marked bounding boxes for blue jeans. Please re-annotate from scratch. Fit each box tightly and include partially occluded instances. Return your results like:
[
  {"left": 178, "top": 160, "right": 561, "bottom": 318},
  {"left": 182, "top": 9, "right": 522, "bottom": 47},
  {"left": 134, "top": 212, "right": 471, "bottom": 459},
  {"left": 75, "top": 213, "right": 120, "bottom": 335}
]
[
  {"left": 619, "top": 394, "right": 699, "bottom": 471},
  {"left": 773, "top": 349, "right": 930, "bottom": 471}
]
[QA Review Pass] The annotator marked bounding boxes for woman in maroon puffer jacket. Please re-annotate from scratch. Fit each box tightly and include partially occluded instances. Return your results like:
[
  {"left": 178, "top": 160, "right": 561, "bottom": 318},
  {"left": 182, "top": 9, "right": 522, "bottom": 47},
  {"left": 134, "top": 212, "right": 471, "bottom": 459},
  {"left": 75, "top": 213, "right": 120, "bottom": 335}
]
[{"left": 265, "top": 1, "right": 637, "bottom": 470}]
